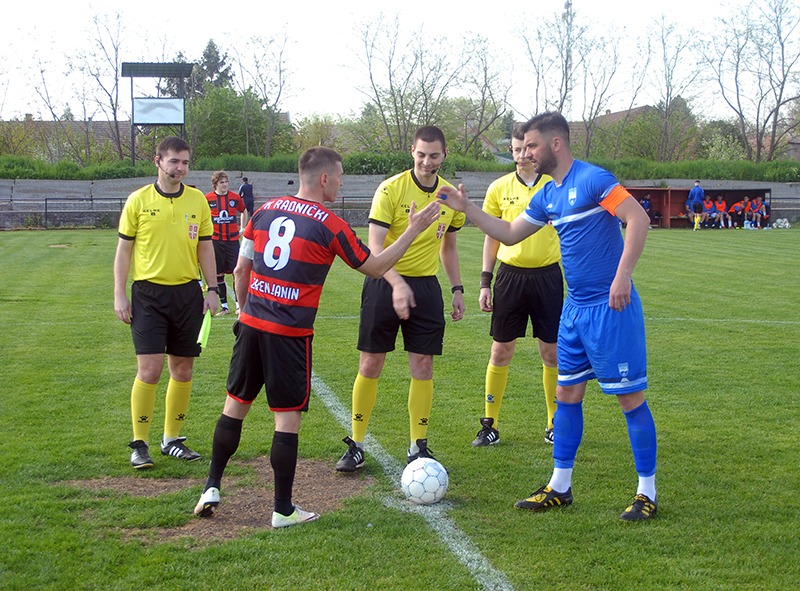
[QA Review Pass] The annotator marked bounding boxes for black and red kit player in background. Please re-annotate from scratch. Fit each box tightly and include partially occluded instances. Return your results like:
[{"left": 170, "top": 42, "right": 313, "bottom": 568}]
[
  {"left": 192, "top": 147, "right": 442, "bottom": 528},
  {"left": 205, "top": 171, "right": 246, "bottom": 315}
]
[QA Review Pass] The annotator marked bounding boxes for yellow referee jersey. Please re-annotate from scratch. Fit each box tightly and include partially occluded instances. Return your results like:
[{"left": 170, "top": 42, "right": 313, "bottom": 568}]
[
  {"left": 369, "top": 169, "right": 466, "bottom": 277},
  {"left": 483, "top": 172, "right": 560, "bottom": 268},
  {"left": 118, "top": 183, "right": 213, "bottom": 285}
]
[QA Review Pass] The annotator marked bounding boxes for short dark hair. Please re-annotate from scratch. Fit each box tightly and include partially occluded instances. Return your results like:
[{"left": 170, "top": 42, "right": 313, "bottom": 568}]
[
  {"left": 156, "top": 136, "right": 191, "bottom": 158},
  {"left": 414, "top": 126, "right": 447, "bottom": 151},
  {"left": 298, "top": 147, "right": 343, "bottom": 178},
  {"left": 511, "top": 123, "right": 526, "bottom": 141},
  {"left": 520, "top": 112, "right": 570, "bottom": 143},
  {"left": 242, "top": 176, "right": 248, "bottom": 183}
]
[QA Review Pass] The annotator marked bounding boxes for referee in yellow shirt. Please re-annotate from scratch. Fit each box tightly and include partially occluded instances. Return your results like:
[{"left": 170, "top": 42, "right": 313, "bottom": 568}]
[
  {"left": 472, "top": 124, "right": 563, "bottom": 448},
  {"left": 336, "top": 126, "right": 466, "bottom": 471},
  {"left": 114, "top": 136, "right": 219, "bottom": 469}
]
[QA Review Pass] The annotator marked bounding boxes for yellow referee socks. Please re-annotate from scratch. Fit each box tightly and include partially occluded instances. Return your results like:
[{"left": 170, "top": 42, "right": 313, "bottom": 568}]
[
  {"left": 408, "top": 378, "right": 434, "bottom": 442},
  {"left": 485, "top": 363, "right": 509, "bottom": 427},
  {"left": 543, "top": 364, "right": 558, "bottom": 430},
  {"left": 130, "top": 378, "right": 157, "bottom": 442},
  {"left": 164, "top": 378, "right": 192, "bottom": 441},
  {"left": 351, "top": 374, "right": 378, "bottom": 443}
]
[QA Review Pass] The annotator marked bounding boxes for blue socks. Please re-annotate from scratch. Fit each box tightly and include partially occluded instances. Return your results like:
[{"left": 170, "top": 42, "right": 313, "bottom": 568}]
[
  {"left": 624, "top": 400, "right": 657, "bottom": 477},
  {"left": 552, "top": 400, "right": 584, "bottom": 470}
]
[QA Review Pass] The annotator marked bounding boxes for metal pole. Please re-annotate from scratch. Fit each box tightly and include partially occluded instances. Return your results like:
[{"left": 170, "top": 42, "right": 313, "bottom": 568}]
[{"left": 131, "top": 77, "right": 136, "bottom": 166}]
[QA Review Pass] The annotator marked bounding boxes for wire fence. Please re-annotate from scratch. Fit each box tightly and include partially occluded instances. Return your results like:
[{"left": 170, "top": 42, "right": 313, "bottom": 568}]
[
  {"left": 0, "top": 195, "right": 381, "bottom": 230},
  {"left": 1, "top": 193, "right": 797, "bottom": 230}
]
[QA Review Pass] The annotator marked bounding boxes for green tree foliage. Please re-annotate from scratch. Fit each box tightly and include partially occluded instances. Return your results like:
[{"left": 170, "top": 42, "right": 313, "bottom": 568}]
[
  {"left": 161, "top": 40, "right": 233, "bottom": 100},
  {"left": 336, "top": 103, "right": 394, "bottom": 154},
  {"left": 186, "top": 85, "right": 293, "bottom": 158},
  {"left": 588, "top": 110, "right": 660, "bottom": 160},
  {"left": 186, "top": 85, "right": 247, "bottom": 158},
  {"left": 656, "top": 96, "right": 699, "bottom": 162},
  {"left": 0, "top": 118, "right": 40, "bottom": 159},
  {"left": 294, "top": 115, "right": 341, "bottom": 152},
  {"left": 697, "top": 120, "right": 748, "bottom": 160},
  {"left": 194, "top": 40, "right": 233, "bottom": 95},
  {"left": 587, "top": 99, "right": 699, "bottom": 162}
]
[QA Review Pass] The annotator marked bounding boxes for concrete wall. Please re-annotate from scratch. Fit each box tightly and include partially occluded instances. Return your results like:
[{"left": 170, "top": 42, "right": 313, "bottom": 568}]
[{"left": 2, "top": 173, "right": 799, "bottom": 229}]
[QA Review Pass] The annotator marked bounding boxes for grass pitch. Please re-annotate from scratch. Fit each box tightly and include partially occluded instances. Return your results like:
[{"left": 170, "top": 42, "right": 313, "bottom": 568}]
[{"left": 0, "top": 226, "right": 798, "bottom": 591}]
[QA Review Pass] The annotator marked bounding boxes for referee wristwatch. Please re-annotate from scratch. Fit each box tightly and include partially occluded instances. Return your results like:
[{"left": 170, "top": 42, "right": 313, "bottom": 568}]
[
  {"left": 451, "top": 284, "right": 464, "bottom": 294},
  {"left": 207, "top": 286, "right": 219, "bottom": 293}
]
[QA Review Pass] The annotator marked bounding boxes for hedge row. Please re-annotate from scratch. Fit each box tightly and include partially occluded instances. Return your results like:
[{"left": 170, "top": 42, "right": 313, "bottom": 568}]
[{"left": 1, "top": 153, "right": 799, "bottom": 182}]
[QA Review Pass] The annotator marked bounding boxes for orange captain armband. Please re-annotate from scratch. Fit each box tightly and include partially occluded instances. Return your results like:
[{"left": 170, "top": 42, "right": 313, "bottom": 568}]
[{"left": 600, "top": 185, "right": 633, "bottom": 215}]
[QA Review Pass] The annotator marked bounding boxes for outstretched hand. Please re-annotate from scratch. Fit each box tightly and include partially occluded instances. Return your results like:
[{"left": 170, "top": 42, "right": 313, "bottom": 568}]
[
  {"left": 407, "top": 200, "right": 442, "bottom": 233},
  {"left": 436, "top": 184, "right": 470, "bottom": 211}
]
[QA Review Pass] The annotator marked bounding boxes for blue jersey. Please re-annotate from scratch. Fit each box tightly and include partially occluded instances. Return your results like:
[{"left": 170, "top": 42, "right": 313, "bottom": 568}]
[
  {"left": 522, "top": 160, "right": 632, "bottom": 307},
  {"left": 687, "top": 185, "right": 704, "bottom": 205}
]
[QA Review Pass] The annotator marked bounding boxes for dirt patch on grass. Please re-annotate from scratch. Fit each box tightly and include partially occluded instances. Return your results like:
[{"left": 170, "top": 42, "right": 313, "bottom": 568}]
[{"left": 65, "top": 457, "right": 374, "bottom": 542}]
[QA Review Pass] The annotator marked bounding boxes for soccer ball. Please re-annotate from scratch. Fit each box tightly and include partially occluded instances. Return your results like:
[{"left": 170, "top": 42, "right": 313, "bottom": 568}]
[{"left": 401, "top": 457, "right": 448, "bottom": 505}]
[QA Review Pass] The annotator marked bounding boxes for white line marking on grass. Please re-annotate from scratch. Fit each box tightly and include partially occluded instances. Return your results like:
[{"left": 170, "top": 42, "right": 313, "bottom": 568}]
[
  {"left": 645, "top": 316, "right": 800, "bottom": 326},
  {"left": 316, "top": 314, "right": 800, "bottom": 326},
  {"left": 311, "top": 372, "right": 516, "bottom": 591},
  {"left": 10, "top": 315, "right": 796, "bottom": 328}
]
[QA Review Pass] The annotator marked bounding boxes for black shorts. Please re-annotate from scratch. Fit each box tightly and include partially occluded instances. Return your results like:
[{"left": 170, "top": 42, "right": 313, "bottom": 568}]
[
  {"left": 490, "top": 262, "right": 563, "bottom": 344},
  {"left": 357, "top": 276, "right": 445, "bottom": 355},
  {"left": 213, "top": 240, "right": 240, "bottom": 275},
  {"left": 130, "top": 280, "right": 203, "bottom": 357},
  {"left": 692, "top": 202, "right": 703, "bottom": 213},
  {"left": 226, "top": 321, "right": 311, "bottom": 412}
]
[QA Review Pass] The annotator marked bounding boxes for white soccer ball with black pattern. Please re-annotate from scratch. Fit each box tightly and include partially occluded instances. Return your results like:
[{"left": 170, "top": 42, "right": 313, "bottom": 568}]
[{"left": 401, "top": 457, "right": 448, "bottom": 505}]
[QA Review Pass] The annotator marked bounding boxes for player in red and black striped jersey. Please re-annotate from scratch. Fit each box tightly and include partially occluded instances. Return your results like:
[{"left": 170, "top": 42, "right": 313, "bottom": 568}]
[
  {"left": 237, "top": 194, "right": 370, "bottom": 336},
  {"left": 193, "top": 147, "right": 441, "bottom": 527},
  {"left": 205, "top": 171, "right": 247, "bottom": 315}
]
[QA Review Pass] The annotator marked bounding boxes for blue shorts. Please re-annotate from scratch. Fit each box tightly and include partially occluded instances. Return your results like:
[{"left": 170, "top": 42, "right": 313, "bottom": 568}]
[{"left": 557, "top": 289, "right": 647, "bottom": 394}]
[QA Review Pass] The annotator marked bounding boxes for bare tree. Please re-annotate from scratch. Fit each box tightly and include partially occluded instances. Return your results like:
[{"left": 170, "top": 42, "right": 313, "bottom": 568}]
[
  {"left": 32, "top": 58, "right": 69, "bottom": 162},
  {"left": 606, "top": 40, "right": 652, "bottom": 160},
  {"left": 520, "top": 1, "right": 588, "bottom": 118},
  {"left": 454, "top": 36, "right": 509, "bottom": 158},
  {"left": 70, "top": 12, "right": 127, "bottom": 159},
  {"left": 231, "top": 49, "right": 254, "bottom": 156},
  {"left": 650, "top": 15, "right": 702, "bottom": 161},
  {"left": 356, "top": 14, "right": 466, "bottom": 151},
  {"left": 577, "top": 33, "right": 620, "bottom": 158},
  {"left": 0, "top": 63, "right": 8, "bottom": 117},
  {"left": 235, "top": 35, "right": 289, "bottom": 159},
  {"left": 358, "top": 15, "right": 418, "bottom": 151},
  {"left": 704, "top": 0, "right": 800, "bottom": 161}
]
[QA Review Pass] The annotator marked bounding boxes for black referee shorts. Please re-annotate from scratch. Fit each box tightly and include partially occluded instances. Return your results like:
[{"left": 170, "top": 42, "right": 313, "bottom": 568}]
[
  {"left": 357, "top": 275, "right": 445, "bottom": 356},
  {"left": 490, "top": 262, "right": 563, "bottom": 344},
  {"left": 130, "top": 280, "right": 203, "bottom": 357}
]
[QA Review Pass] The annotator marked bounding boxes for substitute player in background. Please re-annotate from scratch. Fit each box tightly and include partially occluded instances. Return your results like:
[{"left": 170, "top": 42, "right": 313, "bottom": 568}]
[
  {"left": 205, "top": 171, "right": 246, "bottom": 316},
  {"left": 114, "top": 136, "right": 219, "bottom": 470},
  {"left": 193, "top": 147, "right": 441, "bottom": 527},
  {"left": 687, "top": 180, "right": 705, "bottom": 231},
  {"left": 439, "top": 112, "right": 658, "bottom": 522},
  {"left": 238, "top": 176, "right": 255, "bottom": 219},
  {"left": 336, "top": 126, "right": 466, "bottom": 472},
  {"left": 472, "top": 124, "right": 562, "bottom": 448}
]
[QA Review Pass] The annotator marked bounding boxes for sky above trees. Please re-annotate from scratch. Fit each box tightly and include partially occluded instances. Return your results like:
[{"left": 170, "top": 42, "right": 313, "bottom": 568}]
[{"left": 2, "top": 0, "right": 741, "bottom": 123}]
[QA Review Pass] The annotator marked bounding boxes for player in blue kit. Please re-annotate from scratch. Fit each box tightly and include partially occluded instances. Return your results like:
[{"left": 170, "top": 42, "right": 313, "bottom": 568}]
[{"left": 438, "top": 112, "right": 658, "bottom": 521}]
